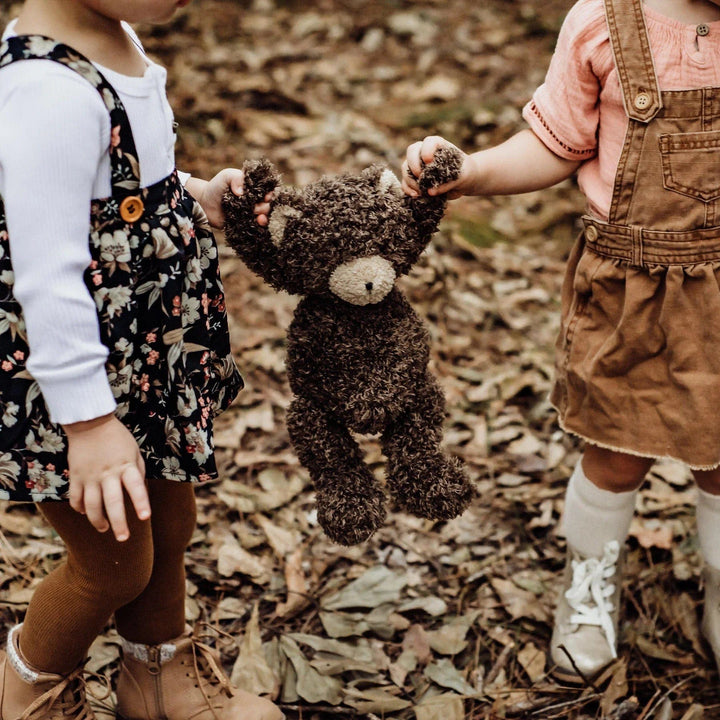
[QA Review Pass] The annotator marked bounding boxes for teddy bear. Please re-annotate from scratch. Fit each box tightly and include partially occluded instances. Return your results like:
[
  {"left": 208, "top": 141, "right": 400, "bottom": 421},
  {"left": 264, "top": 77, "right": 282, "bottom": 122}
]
[{"left": 222, "top": 146, "right": 473, "bottom": 545}]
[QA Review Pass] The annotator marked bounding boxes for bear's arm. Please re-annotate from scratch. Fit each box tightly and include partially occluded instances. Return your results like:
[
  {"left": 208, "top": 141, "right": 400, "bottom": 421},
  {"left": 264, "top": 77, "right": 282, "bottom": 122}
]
[
  {"left": 222, "top": 159, "right": 289, "bottom": 291},
  {"left": 400, "top": 145, "right": 464, "bottom": 268}
]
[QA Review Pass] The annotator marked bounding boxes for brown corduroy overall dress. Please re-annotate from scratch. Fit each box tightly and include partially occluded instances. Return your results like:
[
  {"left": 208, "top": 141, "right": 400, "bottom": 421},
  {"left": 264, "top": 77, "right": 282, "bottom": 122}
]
[{"left": 551, "top": 0, "right": 720, "bottom": 469}]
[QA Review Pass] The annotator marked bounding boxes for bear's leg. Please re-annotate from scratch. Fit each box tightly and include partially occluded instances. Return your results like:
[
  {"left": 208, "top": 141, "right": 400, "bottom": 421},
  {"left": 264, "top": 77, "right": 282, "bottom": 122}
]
[
  {"left": 287, "top": 396, "right": 386, "bottom": 545},
  {"left": 382, "top": 374, "right": 473, "bottom": 520}
]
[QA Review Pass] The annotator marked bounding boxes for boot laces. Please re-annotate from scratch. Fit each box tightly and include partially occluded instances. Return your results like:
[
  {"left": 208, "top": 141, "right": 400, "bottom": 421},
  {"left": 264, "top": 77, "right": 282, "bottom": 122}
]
[
  {"left": 190, "top": 634, "right": 235, "bottom": 719},
  {"left": 19, "top": 664, "right": 95, "bottom": 720},
  {"left": 564, "top": 540, "right": 620, "bottom": 658}
]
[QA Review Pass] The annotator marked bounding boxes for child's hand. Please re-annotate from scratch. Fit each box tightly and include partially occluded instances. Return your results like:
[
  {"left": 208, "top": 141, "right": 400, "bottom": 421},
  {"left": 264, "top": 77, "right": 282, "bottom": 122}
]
[
  {"left": 63, "top": 413, "right": 150, "bottom": 541},
  {"left": 186, "top": 169, "right": 273, "bottom": 229},
  {"left": 402, "top": 136, "right": 470, "bottom": 199}
]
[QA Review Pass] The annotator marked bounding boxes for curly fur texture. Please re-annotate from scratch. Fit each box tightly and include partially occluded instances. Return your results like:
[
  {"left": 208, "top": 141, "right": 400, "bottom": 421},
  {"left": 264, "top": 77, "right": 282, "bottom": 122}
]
[{"left": 223, "top": 146, "right": 474, "bottom": 545}]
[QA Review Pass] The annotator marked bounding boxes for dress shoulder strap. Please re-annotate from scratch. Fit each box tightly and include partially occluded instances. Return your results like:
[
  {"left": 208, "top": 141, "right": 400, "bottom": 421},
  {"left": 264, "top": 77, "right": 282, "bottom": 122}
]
[
  {"left": 604, "top": 0, "right": 662, "bottom": 122},
  {"left": 0, "top": 35, "right": 141, "bottom": 195}
]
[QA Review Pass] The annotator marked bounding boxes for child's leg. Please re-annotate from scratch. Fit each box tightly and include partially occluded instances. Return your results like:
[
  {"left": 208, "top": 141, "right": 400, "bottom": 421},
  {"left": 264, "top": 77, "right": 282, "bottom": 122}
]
[
  {"left": 691, "top": 468, "right": 720, "bottom": 671},
  {"left": 114, "top": 477, "right": 196, "bottom": 644},
  {"left": 20, "top": 496, "right": 153, "bottom": 674},
  {"left": 562, "top": 445, "right": 649, "bottom": 555},
  {"left": 551, "top": 446, "right": 651, "bottom": 681},
  {"left": 113, "top": 478, "right": 284, "bottom": 720},
  {"left": 0, "top": 496, "right": 153, "bottom": 720},
  {"left": 693, "top": 469, "right": 720, "bottom": 568}
]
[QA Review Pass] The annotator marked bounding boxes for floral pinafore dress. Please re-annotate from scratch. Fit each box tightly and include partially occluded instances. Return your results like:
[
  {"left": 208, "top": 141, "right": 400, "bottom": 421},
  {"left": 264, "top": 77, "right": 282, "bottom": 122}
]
[
  {"left": 0, "top": 37, "right": 243, "bottom": 501},
  {"left": 552, "top": 0, "right": 720, "bottom": 469}
]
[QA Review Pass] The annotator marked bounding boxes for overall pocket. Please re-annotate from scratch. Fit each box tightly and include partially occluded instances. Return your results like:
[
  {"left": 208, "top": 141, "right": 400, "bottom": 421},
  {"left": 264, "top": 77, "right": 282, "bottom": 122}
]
[{"left": 659, "top": 130, "right": 720, "bottom": 202}]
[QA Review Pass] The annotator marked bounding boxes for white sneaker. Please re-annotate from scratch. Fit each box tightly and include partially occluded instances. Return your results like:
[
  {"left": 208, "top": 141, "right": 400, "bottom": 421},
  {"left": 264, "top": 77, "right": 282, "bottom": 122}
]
[{"left": 550, "top": 540, "right": 622, "bottom": 682}]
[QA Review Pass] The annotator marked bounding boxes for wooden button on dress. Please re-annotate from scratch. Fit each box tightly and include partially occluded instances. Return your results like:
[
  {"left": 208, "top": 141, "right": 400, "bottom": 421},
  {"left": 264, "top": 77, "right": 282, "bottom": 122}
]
[
  {"left": 633, "top": 92, "right": 651, "bottom": 110},
  {"left": 120, "top": 195, "right": 144, "bottom": 223}
]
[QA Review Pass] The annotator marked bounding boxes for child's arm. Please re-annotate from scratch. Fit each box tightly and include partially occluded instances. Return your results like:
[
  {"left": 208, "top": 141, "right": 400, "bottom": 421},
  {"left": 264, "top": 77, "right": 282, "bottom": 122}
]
[
  {"left": 402, "top": 131, "right": 581, "bottom": 200},
  {"left": 185, "top": 171, "right": 273, "bottom": 228},
  {"left": 1, "top": 66, "right": 151, "bottom": 540}
]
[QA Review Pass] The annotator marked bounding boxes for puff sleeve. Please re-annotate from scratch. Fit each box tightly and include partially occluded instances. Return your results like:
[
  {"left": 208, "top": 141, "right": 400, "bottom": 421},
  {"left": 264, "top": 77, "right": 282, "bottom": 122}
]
[{"left": 523, "top": 0, "right": 609, "bottom": 160}]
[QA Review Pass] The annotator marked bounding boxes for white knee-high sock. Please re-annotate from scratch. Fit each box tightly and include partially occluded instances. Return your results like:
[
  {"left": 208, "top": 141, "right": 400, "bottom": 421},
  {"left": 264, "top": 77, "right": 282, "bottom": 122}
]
[
  {"left": 697, "top": 487, "right": 720, "bottom": 570},
  {"left": 561, "top": 459, "right": 638, "bottom": 557}
]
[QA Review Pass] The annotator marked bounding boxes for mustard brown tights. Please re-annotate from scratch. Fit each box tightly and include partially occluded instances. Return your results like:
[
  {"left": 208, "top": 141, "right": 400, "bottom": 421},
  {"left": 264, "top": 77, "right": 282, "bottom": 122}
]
[{"left": 19, "top": 478, "right": 196, "bottom": 675}]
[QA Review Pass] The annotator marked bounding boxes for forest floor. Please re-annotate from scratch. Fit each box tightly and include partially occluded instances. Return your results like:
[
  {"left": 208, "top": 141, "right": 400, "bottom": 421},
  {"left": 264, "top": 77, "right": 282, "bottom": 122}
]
[{"left": 0, "top": 1, "right": 716, "bottom": 718}]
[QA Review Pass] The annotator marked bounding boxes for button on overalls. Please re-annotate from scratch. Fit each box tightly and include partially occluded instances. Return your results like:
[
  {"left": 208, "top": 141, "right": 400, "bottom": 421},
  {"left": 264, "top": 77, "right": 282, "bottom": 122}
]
[
  {"left": 0, "top": 37, "right": 243, "bottom": 501},
  {"left": 551, "top": 0, "right": 720, "bottom": 469}
]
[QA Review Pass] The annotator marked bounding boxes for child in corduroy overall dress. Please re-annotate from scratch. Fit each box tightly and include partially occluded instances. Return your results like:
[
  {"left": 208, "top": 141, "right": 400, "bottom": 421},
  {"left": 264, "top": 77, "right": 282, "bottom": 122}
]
[
  {"left": 404, "top": 0, "right": 720, "bottom": 683},
  {"left": 0, "top": 2, "right": 282, "bottom": 719}
]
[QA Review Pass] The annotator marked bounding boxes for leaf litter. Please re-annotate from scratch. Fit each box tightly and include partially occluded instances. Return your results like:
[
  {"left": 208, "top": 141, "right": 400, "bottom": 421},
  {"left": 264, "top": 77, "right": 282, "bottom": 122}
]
[{"left": 0, "top": 0, "right": 717, "bottom": 717}]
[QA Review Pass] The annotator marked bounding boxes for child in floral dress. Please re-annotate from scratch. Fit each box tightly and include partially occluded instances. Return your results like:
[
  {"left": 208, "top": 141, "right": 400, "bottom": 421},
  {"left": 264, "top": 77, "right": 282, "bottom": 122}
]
[
  {"left": 0, "top": 1, "right": 282, "bottom": 718},
  {"left": 404, "top": 0, "right": 720, "bottom": 684}
]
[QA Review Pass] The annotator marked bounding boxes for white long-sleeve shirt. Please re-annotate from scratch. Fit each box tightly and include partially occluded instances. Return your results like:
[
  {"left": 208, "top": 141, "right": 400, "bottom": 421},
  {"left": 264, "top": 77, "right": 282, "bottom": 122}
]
[{"left": 0, "top": 21, "right": 187, "bottom": 424}]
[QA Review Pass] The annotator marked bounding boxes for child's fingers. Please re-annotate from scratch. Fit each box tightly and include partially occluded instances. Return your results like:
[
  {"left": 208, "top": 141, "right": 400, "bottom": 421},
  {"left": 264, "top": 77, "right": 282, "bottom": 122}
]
[
  {"left": 401, "top": 162, "right": 421, "bottom": 197},
  {"left": 405, "top": 141, "right": 424, "bottom": 180},
  {"left": 102, "top": 477, "right": 130, "bottom": 542},
  {"left": 122, "top": 463, "right": 151, "bottom": 523},
  {"left": 69, "top": 480, "right": 85, "bottom": 515},
  {"left": 420, "top": 135, "right": 447, "bottom": 165},
  {"left": 83, "top": 484, "right": 110, "bottom": 534},
  {"left": 426, "top": 179, "right": 460, "bottom": 197},
  {"left": 254, "top": 195, "right": 273, "bottom": 226},
  {"left": 227, "top": 169, "right": 245, "bottom": 196}
]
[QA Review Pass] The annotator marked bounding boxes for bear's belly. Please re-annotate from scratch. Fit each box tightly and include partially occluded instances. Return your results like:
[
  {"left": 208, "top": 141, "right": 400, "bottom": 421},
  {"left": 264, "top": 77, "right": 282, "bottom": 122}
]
[{"left": 287, "top": 297, "right": 430, "bottom": 432}]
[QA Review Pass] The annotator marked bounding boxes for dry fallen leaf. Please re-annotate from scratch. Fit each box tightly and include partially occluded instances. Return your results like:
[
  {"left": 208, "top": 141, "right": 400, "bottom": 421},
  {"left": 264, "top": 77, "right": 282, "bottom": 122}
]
[
  {"left": 516, "top": 641, "right": 545, "bottom": 683},
  {"left": 414, "top": 693, "right": 466, "bottom": 720},
  {"left": 231, "top": 603, "right": 280, "bottom": 697},
  {"left": 278, "top": 635, "right": 344, "bottom": 705},
  {"left": 629, "top": 518, "right": 674, "bottom": 550},
  {"left": 274, "top": 546, "right": 310, "bottom": 618},
  {"left": 489, "top": 577, "right": 551, "bottom": 622}
]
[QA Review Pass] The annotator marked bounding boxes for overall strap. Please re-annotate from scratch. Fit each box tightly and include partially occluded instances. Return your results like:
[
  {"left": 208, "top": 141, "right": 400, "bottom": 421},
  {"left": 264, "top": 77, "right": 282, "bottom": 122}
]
[
  {"left": 0, "top": 35, "right": 141, "bottom": 196},
  {"left": 604, "top": 0, "right": 662, "bottom": 122}
]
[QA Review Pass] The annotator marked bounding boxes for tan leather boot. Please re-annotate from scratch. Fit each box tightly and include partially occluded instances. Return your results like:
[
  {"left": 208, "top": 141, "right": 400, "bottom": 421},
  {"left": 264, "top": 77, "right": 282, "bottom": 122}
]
[
  {"left": 0, "top": 625, "right": 95, "bottom": 719},
  {"left": 116, "top": 629, "right": 284, "bottom": 720},
  {"left": 701, "top": 564, "right": 720, "bottom": 673},
  {"left": 549, "top": 540, "right": 623, "bottom": 683}
]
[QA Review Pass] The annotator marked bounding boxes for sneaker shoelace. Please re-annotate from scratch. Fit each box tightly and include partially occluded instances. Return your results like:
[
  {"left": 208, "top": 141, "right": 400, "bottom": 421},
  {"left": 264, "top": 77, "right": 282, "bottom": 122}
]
[
  {"left": 564, "top": 540, "right": 620, "bottom": 658},
  {"left": 20, "top": 665, "right": 95, "bottom": 720}
]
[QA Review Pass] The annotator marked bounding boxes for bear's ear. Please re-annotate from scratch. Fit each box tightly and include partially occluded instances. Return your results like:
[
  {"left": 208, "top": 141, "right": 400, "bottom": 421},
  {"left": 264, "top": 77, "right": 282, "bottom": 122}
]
[
  {"left": 361, "top": 165, "right": 403, "bottom": 197},
  {"left": 268, "top": 205, "right": 303, "bottom": 246},
  {"left": 377, "top": 168, "right": 402, "bottom": 196}
]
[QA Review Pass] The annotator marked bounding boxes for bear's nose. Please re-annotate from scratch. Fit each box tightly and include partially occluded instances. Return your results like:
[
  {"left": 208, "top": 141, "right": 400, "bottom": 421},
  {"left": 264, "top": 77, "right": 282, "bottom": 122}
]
[{"left": 365, "top": 282, "right": 374, "bottom": 291}]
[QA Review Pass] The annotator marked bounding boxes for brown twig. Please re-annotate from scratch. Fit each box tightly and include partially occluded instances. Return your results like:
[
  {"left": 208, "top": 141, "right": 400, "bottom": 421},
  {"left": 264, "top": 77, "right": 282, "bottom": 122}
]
[
  {"left": 278, "top": 703, "right": 357, "bottom": 716},
  {"left": 638, "top": 673, "right": 699, "bottom": 720},
  {"left": 555, "top": 644, "right": 600, "bottom": 693},
  {"left": 485, "top": 642, "right": 514, "bottom": 685}
]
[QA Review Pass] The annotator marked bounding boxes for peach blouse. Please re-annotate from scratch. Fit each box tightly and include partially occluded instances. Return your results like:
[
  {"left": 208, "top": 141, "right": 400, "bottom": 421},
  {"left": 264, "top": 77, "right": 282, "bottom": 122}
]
[{"left": 522, "top": 0, "right": 720, "bottom": 219}]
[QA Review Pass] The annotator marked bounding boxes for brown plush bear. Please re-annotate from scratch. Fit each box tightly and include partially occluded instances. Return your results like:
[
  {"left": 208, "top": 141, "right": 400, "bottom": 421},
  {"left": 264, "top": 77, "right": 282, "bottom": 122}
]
[{"left": 222, "top": 147, "right": 473, "bottom": 545}]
